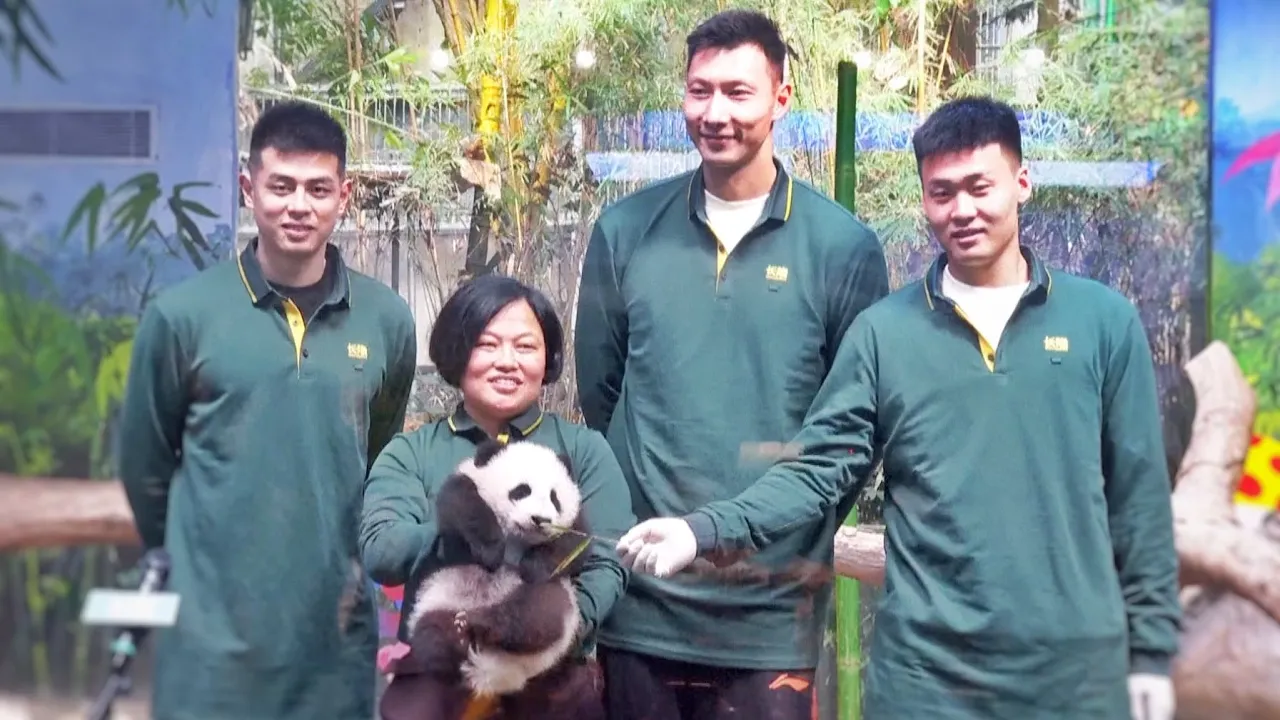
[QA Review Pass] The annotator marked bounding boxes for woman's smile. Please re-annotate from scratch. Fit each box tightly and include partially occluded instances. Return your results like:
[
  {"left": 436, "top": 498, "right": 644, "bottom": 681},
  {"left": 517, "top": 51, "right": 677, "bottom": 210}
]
[{"left": 489, "top": 375, "right": 522, "bottom": 394}]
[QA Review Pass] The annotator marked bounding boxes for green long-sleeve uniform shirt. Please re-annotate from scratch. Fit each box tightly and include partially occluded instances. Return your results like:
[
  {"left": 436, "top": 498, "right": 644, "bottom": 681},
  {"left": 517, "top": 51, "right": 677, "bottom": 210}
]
[
  {"left": 689, "top": 249, "right": 1182, "bottom": 718},
  {"left": 359, "top": 404, "right": 634, "bottom": 654},
  {"left": 117, "top": 241, "right": 418, "bottom": 720},
  {"left": 574, "top": 161, "right": 889, "bottom": 669}
]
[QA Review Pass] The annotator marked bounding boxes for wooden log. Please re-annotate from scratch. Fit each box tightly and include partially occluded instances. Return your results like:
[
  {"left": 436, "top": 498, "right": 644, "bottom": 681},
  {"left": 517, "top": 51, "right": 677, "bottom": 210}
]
[
  {"left": 1171, "top": 341, "right": 1280, "bottom": 626},
  {"left": 0, "top": 474, "right": 139, "bottom": 551},
  {"left": 0, "top": 414, "right": 436, "bottom": 553},
  {"left": 834, "top": 524, "right": 885, "bottom": 586},
  {"left": 1172, "top": 586, "right": 1280, "bottom": 720}
]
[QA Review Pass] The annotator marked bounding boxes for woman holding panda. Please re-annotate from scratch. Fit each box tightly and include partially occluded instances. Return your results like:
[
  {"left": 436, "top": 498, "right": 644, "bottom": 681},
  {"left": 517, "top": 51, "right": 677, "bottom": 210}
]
[{"left": 360, "top": 274, "right": 635, "bottom": 720}]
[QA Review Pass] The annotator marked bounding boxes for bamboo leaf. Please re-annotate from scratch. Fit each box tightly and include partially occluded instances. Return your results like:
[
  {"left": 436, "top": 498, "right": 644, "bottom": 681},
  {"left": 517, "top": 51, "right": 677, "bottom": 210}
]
[
  {"left": 172, "top": 180, "right": 214, "bottom": 194},
  {"left": 551, "top": 537, "right": 592, "bottom": 577},
  {"left": 112, "top": 172, "right": 161, "bottom": 197},
  {"left": 61, "top": 183, "right": 107, "bottom": 250},
  {"left": 176, "top": 199, "right": 218, "bottom": 219},
  {"left": 170, "top": 196, "right": 212, "bottom": 266}
]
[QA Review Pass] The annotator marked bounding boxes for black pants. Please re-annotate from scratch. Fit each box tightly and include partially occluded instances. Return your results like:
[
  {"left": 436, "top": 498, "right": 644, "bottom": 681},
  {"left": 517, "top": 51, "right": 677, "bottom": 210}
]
[{"left": 600, "top": 647, "right": 816, "bottom": 720}]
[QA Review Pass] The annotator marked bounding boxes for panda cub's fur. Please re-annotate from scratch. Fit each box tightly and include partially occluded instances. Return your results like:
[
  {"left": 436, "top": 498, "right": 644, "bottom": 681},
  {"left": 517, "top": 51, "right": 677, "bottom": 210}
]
[{"left": 403, "top": 439, "right": 590, "bottom": 697}]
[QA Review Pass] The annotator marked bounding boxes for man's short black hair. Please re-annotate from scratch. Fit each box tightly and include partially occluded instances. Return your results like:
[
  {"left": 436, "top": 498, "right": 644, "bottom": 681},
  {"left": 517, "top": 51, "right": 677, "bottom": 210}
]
[
  {"left": 429, "top": 274, "right": 565, "bottom": 388},
  {"left": 248, "top": 100, "right": 347, "bottom": 173},
  {"left": 911, "top": 96, "right": 1023, "bottom": 172},
  {"left": 686, "top": 9, "right": 788, "bottom": 84}
]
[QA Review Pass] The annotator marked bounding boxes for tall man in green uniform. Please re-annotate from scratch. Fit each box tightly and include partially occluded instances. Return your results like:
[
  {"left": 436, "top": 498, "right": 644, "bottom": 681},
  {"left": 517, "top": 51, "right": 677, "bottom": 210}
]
[
  {"left": 620, "top": 96, "right": 1181, "bottom": 720},
  {"left": 117, "top": 101, "right": 419, "bottom": 719},
  {"left": 574, "top": 9, "right": 889, "bottom": 719}
]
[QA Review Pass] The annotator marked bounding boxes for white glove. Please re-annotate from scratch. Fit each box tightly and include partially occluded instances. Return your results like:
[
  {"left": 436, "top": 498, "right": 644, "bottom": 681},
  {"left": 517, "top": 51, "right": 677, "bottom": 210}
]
[
  {"left": 615, "top": 518, "right": 698, "bottom": 578},
  {"left": 1128, "top": 673, "right": 1174, "bottom": 720}
]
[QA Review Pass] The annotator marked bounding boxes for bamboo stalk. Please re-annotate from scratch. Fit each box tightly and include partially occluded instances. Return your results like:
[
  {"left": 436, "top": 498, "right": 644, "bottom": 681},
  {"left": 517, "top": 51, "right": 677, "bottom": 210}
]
[
  {"left": 915, "top": 0, "right": 927, "bottom": 115},
  {"left": 445, "top": 0, "right": 468, "bottom": 54},
  {"left": 832, "top": 59, "right": 861, "bottom": 720},
  {"left": 934, "top": 13, "right": 953, "bottom": 87}
]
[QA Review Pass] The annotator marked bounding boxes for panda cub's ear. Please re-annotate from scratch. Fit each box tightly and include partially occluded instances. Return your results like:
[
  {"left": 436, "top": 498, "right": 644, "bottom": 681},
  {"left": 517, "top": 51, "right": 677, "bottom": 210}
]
[
  {"left": 473, "top": 439, "right": 506, "bottom": 467},
  {"left": 557, "top": 453, "right": 573, "bottom": 477}
]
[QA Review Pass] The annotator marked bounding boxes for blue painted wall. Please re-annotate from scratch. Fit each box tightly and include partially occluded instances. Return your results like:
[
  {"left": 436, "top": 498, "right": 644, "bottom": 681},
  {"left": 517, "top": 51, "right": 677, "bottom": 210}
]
[{"left": 1, "top": 0, "right": 239, "bottom": 314}]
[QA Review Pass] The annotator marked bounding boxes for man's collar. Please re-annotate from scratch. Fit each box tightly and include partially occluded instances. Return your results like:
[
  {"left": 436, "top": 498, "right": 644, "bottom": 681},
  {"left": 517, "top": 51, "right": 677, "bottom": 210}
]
[
  {"left": 687, "top": 157, "right": 794, "bottom": 225},
  {"left": 447, "top": 403, "right": 545, "bottom": 444},
  {"left": 923, "top": 245, "right": 1052, "bottom": 310},
  {"left": 236, "top": 238, "right": 351, "bottom": 308}
]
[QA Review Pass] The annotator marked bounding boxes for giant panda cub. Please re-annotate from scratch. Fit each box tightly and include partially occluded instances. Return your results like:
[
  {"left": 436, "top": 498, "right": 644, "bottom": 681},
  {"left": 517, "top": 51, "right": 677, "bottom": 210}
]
[{"left": 401, "top": 438, "right": 590, "bottom": 698}]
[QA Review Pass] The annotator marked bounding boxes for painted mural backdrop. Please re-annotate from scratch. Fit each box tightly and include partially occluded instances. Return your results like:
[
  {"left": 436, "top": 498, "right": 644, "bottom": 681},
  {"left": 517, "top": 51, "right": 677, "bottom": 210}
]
[
  {"left": 0, "top": 0, "right": 238, "bottom": 700},
  {"left": 1210, "top": 0, "right": 1280, "bottom": 512}
]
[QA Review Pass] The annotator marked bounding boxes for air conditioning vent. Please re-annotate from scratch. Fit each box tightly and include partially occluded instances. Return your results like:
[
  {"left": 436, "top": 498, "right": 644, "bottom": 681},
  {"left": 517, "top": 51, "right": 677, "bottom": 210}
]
[{"left": 0, "top": 107, "right": 154, "bottom": 160}]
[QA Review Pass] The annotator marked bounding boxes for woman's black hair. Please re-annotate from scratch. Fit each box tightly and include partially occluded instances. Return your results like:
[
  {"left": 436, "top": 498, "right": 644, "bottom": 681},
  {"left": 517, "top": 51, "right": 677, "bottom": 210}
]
[{"left": 428, "top": 274, "right": 565, "bottom": 388}]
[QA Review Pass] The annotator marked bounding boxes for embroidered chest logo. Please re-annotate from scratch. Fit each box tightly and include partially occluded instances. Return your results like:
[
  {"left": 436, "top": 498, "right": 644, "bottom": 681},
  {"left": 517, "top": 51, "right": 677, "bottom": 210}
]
[
  {"left": 1043, "top": 336, "right": 1069, "bottom": 353},
  {"left": 765, "top": 265, "right": 789, "bottom": 283},
  {"left": 348, "top": 343, "right": 369, "bottom": 360}
]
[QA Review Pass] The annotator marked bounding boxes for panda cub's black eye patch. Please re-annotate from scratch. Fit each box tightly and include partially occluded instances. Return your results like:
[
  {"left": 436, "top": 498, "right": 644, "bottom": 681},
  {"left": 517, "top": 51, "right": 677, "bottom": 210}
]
[
  {"left": 509, "top": 484, "right": 532, "bottom": 501},
  {"left": 550, "top": 490, "right": 562, "bottom": 513}
]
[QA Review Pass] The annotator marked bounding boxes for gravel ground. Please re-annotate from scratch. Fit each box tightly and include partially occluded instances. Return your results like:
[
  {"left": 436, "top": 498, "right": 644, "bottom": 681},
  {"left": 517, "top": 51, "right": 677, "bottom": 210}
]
[{"left": 0, "top": 693, "right": 150, "bottom": 720}]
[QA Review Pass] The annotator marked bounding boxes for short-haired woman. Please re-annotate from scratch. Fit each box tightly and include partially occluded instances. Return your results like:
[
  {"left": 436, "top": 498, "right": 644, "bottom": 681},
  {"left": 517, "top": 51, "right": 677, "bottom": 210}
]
[{"left": 361, "top": 274, "right": 632, "bottom": 720}]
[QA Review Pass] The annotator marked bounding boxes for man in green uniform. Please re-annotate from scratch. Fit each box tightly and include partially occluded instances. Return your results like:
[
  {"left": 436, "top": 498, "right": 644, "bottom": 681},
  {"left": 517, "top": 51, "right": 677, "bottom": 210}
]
[
  {"left": 574, "top": 9, "right": 889, "bottom": 719},
  {"left": 118, "top": 101, "right": 418, "bottom": 720},
  {"left": 620, "top": 96, "right": 1181, "bottom": 720}
]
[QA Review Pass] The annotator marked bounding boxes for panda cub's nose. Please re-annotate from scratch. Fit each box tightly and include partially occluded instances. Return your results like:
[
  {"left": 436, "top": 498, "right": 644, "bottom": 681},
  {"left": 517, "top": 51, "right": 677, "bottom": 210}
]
[{"left": 531, "top": 515, "right": 552, "bottom": 527}]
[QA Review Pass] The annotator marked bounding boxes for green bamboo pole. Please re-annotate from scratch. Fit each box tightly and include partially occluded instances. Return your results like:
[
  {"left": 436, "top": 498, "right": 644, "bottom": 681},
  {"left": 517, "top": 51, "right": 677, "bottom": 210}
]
[{"left": 832, "top": 58, "right": 861, "bottom": 720}]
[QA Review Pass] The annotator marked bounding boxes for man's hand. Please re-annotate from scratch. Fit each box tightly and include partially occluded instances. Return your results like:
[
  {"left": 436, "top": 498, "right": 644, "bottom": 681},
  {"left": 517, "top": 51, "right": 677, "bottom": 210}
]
[
  {"left": 616, "top": 518, "right": 697, "bottom": 578},
  {"left": 1128, "top": 673, "right": 1174, "bottom": 720}
]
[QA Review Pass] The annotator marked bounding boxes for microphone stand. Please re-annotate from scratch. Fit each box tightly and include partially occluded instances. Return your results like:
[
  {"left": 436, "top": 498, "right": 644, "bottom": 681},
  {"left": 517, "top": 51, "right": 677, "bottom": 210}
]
[{"left": 86, "top": 549, "right": 172, "bottom": 720}]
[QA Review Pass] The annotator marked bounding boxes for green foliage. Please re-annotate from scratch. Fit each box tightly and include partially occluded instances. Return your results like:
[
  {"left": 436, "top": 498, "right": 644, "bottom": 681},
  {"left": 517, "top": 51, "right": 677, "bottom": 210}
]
[
  {"left": 253, "top": 0, "right": 367, "bottom": 74},
  {"left": 496, "top": 0, "right": 693, "bottom": 113},
  {"left": 0, "top": 242, "right": 135, "bottom": 478},
  {"left": 1, "top": 0, "right": 60, "bottom": 80},
  {"left": 857, "top": 0, "right": 1209, "bottom": 251},
  {"left": 1212, "top": 245, "right": 1280, "bottom": 435},
  {"left": 951, "top": 0, "right": 1208, "bottom": 192}
]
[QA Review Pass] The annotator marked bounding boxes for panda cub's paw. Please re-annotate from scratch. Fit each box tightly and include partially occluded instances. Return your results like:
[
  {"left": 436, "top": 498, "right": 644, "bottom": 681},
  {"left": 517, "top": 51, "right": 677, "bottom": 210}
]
[
  {"left": 436, "top": 473, "right": 507, "bottom": 571},
  {"left": 460, "top": 607, "right": 498, "bottom": 648},
  {"left": 453, "top": 610, "right": 470, "bottom": 642}
]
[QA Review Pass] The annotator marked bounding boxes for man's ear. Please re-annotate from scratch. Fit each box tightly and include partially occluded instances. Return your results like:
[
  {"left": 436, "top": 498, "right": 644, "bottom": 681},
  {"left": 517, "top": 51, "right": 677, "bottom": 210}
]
[
  {"left": 238, "top": 171, "right": 254, "bottom": 209},
  {"left": 337, "top": 175, "right": 353, "bottom": 216},
  {"left": 1015, "top": 164, "right": 1033, "bottom": 205},
  {"left": 773, "top": 80, "right": 793, "bottom": 122}
]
